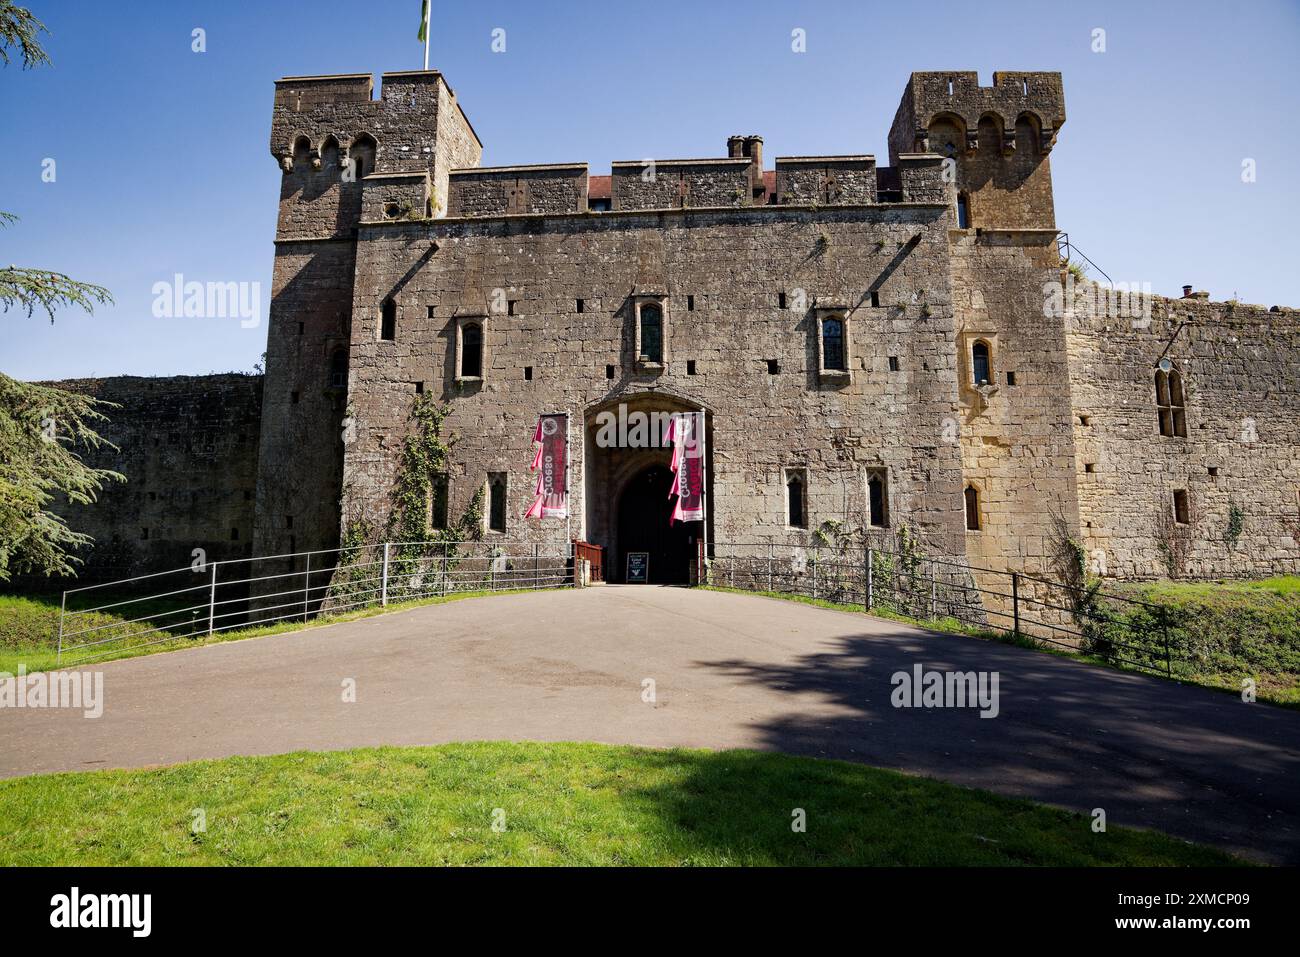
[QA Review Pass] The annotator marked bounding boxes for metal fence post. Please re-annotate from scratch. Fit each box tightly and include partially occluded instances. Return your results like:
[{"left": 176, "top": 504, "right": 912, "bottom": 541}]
[
  {"left": 768, "top": 543, "right": 773, "bottom": 592},
  {"left": 1011, "top": 571, "right": 1021, "bottom": 639},
  {"left": 56, "top": 591, "right": 67, "bottom": 664},
  {"left": 208, "top": 561, "right": 218, "bottom": 636},
  {"left": 812, "top": 547, "right": 819, "bottom": 600},
  {"left": 534, "top": 543, "right": 539, "bottom": 590},
  {"left": 381, "top": 543, "right": 390, "bottom": 606},
  {"left": 930, "top": 563, "right": 937, "bottom": 620},
  {"left": 303, "top": 552, "right": 311, "bottom": 622},
  {"left": 866, "top": 546, "right": 874, "bottom": 611},
  {"left": 442, "top": 540, "right": 449, "bottom": 597}
]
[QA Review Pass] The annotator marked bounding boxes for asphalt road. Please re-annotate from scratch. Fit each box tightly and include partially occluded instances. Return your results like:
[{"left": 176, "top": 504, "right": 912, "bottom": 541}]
[{"left": 3, "top": 585, "right": 1298, "bottom": 862}]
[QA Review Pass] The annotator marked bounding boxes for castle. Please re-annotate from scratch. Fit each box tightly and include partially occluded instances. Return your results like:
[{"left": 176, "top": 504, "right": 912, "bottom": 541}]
[{"left": 42, "top": 69, "right": 1300, "bottom": 586}]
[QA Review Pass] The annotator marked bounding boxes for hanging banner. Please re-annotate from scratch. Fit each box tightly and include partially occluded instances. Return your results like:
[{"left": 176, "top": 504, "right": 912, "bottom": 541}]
[
  {"left": 524, "top": 412, "right": 569, "bottom": 519},
  {"left": 667, "top": 411, "right": 705, "bottom": 524}
]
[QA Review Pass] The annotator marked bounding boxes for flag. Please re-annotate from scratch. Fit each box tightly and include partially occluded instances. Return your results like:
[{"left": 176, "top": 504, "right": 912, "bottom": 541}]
[
  {"left": 524, "top": 413, "right": 568, "bottom": 519},
  {"left": 418, "top": 0, "right": 429, "bottom": 42},
  {"left": 667, "top": 412, "right": 705, "bottom": 524}
]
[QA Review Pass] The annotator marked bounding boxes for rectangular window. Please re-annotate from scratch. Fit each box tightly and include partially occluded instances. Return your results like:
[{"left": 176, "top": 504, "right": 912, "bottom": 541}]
[
  {"left": 867, "top": 471, "right": 889, "bottom": 528},
  {"left": 870, "top": 291, "right": 880, "bottom": 308},
  {"left": 524, "top": 366, "right": 533, "bottom": 381},
  {"left": 687, "top": 295, "right": 695, "bottom": 311},
  {"left": 576, "top": 299, "right": 584, "bottom": 313},
  {"left": 1173, "top": 489, "right": 1190, "bottom": 525},
  {"left": 488, "top": 473, "right": 507, "bottom": 533},
  {"left": 778, "top": 292, "right": 787, "bottom": 309},
  {"left": 290, "top": 391, "right": 300, "bottom": 404},
  {"left": 426, "top": 305, "right": 436, "bottom": 319},
  {"left": 414, "top": 381, "right": 424, "bottom": 394},
  {"left": 230, "top": 527, "right": 239, "bottom": 541},
  {"left": 380, "top": 299, "right": 396, "bottom": 341},
  {"left": 507, "top": 300, "right": 517, "bottom": 316},
  {"left": 458, "top": 321, "right": 484, "bottom": 379},
  {"left": 605, "top": 364, "right": 615, "bottom": 379},
  {"left": 297, "top": 322, "right": 304, "bottom": 335},
  {"left": 686, "top": 360, "right": 697, "bottom": 375},
  {"left": 430, "top": 473, "right": 449, "bottom": 530},
  {"left": 888, "top": 356, "right": 900, "bottom": 371},
  {"left": 1006, "top": 371, "right": 1017, "bottom": 386},
  {"left": 767, "top": 359, "right": 780, "bottom": 375}
]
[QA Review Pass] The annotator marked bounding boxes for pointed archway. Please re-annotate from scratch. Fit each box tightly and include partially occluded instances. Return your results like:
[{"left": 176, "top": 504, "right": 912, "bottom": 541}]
[{"left": 615, "top": 464, "right": 695, "bottom": 584}]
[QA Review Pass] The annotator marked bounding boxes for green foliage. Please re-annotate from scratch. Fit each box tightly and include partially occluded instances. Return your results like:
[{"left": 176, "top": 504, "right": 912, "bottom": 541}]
[
  {"left": 327, "top": 396, "right": 485, "bottom": 607},
  {"left": 0, "top": 1, "right": 50, "bottom": 69},
  {"left": 0, "top": 374, "right": 125, "bottom": 581},
  {"left": 1225, "top": 501, "right": 1245, "bottom": 549},
  {"left": 1108, "top": 578, "right": 1300, "bottom": 695}
]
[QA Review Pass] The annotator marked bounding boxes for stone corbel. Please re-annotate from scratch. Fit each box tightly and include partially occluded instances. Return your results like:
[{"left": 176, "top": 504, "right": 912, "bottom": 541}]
[
  {"left": 914, "top": 126, "right": 929, "bottom": 153},
  {"left": 310, "top": 147, "right": 322, "bottom": 171},
  {"left": 1039, "top": 127, "right": 1057, "bottom": 153},
  {"left": 964, "top": 128, "right": 979, "bottom": 153},
  {"left": 338, "top": 146, "right": 351, "bottom": 170},
  {"left": 279, "top": 154, "right": 293, "bottom": 173},
  {"left": 1001, "top": 129, "right": 1017, "bottom": 155}
]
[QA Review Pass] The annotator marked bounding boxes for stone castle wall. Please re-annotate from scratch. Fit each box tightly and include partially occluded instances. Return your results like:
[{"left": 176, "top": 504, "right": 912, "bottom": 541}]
[
  {"left": 1067, "top": 295, "right": 1300, "bottom": 579},
  {"left": 31, "top": 375, "right": 263, "bottom": 582}
]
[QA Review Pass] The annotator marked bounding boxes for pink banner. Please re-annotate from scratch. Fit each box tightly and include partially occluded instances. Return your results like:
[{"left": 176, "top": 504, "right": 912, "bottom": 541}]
[
  {"left": 667, "top": 412, "right": 705, "bottom": 523},
  {"left": 525, "top": 413, "right": 568, "bottom": 519}
]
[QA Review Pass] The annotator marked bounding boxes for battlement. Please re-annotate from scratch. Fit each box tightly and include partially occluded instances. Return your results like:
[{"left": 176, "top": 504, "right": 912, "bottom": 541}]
[
  {"left": 270, "top": 69, "right": 482, "bottom": 240},
  {"left": 889, "top": 71, "right": 1065, "bottom": 162},
  {"left": 885, "top": 70, "right": 1066, "bottom": 231}
]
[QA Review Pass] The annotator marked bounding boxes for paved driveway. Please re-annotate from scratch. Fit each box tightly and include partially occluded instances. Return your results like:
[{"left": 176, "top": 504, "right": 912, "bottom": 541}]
[{"left": 3, "top": 586, "right": 1299, "bottom": 862}]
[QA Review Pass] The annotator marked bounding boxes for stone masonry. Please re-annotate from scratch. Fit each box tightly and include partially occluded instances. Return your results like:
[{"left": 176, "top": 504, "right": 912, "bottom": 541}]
[{"left": 28, "top": 68, "right": 1297, "bottom": 588}]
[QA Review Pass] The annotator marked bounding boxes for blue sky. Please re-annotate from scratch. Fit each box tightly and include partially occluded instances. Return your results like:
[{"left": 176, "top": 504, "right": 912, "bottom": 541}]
[{"left": 2, "top": 0, "right": 1297, "bottom": 380}]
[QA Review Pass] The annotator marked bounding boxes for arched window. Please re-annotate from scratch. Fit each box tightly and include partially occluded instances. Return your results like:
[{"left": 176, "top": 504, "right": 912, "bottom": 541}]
[
  {"left": 822, "top": 317, "right": 845, "bottom": 371},
  {"left": 328, "top": 348, "right": 348, "bottom": 389},
  {"left": 488, "top": 473, "right": 507, "bottom": 533},
  {"left": 964, "top": 484, "right": 981, "bottom": 531},
  {"left": 972, "top": 340, "right": 992, "bottom": 386},
  {"left": 379, "top": 298, "right": 396, "bottom": 341},
  {"left": 639, "top": 303, "right": 663, "bottom": 363},
  {"left": 1155, "top": 368, "right": 1187, "bottom": 437},
  {"left": 461, "top": 323, "right": 483, "bottom": 378},
  {"left": 786, "top": 473, "right": 805, "bottom": 528},
  {"left": 868, "top": 473, "right": 888, "bottom": 528},
  {"left": 348, "top": 134, "right": 376, "bottom": 182}
]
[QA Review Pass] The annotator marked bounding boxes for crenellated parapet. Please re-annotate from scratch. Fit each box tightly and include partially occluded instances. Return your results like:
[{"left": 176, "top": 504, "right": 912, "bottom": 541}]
[
  {"left": 270, "top": 70, "right": 482, "bottom": 240},
  {"left": 888, "top": 71, "right": 1065, "bottom": 162}
]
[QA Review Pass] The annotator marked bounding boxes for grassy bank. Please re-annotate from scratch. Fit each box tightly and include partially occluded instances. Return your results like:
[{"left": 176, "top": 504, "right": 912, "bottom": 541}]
[
  {"left": 0, "top": 589, "right": 543, "bottom": 675},
  {"left": 1104, "top": 577, "right": 1300, "bottom": 704},
  {"left": 0, "top": 742, "right": 1240, "bottom": 866},
  {"left": 705, "top": 577, "right": 1300, "bottom": 706}
]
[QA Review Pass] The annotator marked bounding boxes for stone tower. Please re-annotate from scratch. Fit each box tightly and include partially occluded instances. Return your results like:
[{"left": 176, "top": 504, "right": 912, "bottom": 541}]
[
  {"left": 888, "top": 71, "right": 1065, "bottom": 230},
  {"left": 254, "top": 71, "right": 482, "bottom": 566}
]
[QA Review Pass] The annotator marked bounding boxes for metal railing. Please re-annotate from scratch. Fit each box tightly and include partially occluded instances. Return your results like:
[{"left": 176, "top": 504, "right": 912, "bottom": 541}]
[
  {"left": 707, "top": 541, "right": 1181, "bottom": 677},
  {"left": 57, "top": 539, "right": 574, "bottom": 666}
]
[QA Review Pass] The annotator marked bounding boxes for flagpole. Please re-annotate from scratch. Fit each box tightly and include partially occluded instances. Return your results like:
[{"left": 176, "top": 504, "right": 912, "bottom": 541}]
[{"left": 424, "top": 30, "right": 430, "bottom": 71}]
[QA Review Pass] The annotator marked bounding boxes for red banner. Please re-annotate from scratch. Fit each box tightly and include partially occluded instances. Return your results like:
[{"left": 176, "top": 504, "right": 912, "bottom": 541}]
[
  {"left": 525, "top": 413, "right": 568, "bottom": 519},
  {"left": 667, "top": 412, "right": 705, "bottom": 523}
]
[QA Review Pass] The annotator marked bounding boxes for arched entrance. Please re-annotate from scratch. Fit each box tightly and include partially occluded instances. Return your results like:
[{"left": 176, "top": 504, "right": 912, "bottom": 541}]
[{"left": 615, "top": 465, "right": 695, "bottom": 584}]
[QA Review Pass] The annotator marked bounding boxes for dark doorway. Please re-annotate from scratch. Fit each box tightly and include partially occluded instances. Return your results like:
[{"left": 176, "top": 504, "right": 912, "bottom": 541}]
[{"left": 616, "top": 465, "right": 695, "bottom": 584}]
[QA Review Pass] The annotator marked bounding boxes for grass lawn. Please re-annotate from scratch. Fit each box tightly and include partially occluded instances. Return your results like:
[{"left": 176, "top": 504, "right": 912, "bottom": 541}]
[
  {"left": 0, "top": 742, "right": 1242, "bottom": 866},
  {"left": 0, "top": 589, "right": 543, "bottom": 676}
]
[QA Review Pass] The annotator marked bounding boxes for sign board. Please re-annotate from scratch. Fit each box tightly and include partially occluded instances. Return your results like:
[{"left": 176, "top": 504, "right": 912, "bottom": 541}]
[{"left": 626, "top": 552, "right": 649, "bottom": 584}]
